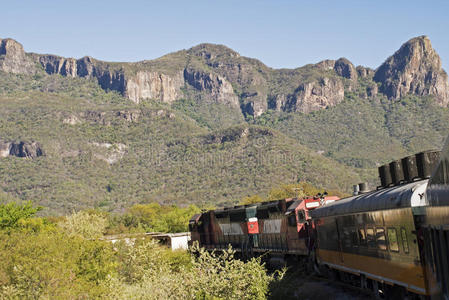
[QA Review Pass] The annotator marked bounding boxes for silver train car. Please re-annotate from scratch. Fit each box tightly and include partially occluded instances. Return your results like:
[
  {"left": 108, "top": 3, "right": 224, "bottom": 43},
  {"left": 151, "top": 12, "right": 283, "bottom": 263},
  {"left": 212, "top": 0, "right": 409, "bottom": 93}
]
[
  {"left": 422, "top": 138, "right": 449, "bottom": 298},
  {"left": 310, "top": 149, "right": 442, "bottom": 298}
]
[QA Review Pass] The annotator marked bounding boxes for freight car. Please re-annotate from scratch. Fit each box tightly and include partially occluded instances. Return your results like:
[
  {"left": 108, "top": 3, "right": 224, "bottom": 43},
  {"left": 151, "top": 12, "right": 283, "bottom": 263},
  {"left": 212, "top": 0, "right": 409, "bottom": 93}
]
[
  {"left": 189, "top": 194, "right": 339, "bottom": 263},
  {"left": 310, "top": 150, "right": 441, "bottom": 298}
]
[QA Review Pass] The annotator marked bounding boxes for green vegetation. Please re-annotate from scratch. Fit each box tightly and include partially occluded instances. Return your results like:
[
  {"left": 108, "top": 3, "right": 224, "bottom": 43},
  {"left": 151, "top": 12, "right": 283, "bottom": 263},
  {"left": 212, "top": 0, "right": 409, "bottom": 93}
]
[
  {"left": 0, "top": 202, "right": 279, "bottom": 299},
  {"left": 255, "top": 94, "right": 449, "bottom": 174},
  {"left": 0, "top": 201, "right": 41, "bottom": 231},
  {"left": 1, "top": 53, "right": 448, "bottom": 215},
  {"left": 107, "top": 203, "right": 200, "bottom": 234},
  {"left": 0, "top": 72, "right": 365, "bottom": 214}
]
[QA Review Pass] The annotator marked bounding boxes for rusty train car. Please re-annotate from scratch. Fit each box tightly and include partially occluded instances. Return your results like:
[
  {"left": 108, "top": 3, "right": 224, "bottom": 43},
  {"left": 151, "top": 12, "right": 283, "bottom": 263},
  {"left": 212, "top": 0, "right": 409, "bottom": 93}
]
[
  {"left": 190, "top": 142, "right": 449, "bottom": 298},
  {"left": 189, "top": 194, "right": 339, "bottom": 261}
]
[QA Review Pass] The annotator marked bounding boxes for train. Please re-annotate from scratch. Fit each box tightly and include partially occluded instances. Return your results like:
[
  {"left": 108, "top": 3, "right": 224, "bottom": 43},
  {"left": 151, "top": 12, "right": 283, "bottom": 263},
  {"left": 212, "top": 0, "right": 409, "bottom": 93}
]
[{"left": 189, "top": 138, "right": 449, "bottom": 299}]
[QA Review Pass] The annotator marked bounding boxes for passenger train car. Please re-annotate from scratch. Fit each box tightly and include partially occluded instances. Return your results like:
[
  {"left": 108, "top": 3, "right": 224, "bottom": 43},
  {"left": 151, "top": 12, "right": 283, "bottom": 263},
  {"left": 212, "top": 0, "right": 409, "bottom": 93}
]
[
  {"left": 189, "top": 143, "right": 449, "bottom": 298},
  {"left": 422, "top": 139, "right": 449, "bottom": 298},
  {"left": 310, "top": 178, "right": 429, "bottom": 296},
  {"left": 310, "top": 150, "right": 441, "bottom": 298}
]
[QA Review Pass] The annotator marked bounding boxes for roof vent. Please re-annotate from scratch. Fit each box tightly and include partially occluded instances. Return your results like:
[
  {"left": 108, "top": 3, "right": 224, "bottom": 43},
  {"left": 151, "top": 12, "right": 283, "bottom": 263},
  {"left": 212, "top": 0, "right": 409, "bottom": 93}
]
[
  {"left": 358, "top": 182, "right": 369, "bottom": 194},
  {"left": 416, "top": 150, "right": 440, "bottom": 179},
  {"left": 378, "top": 165, "right": 393, "bottom": 187},
  {"left": 401, "top": 155, "right": 418, "bottom": 182},
  {"left": 353, "top": 184, "right": 359, "bottom": 196},
  {"left": 390, "top": 160, "right": 405, "bottom": 185},
  {"left": 378, "top": 150, "right": 441, "bottom": 188}
]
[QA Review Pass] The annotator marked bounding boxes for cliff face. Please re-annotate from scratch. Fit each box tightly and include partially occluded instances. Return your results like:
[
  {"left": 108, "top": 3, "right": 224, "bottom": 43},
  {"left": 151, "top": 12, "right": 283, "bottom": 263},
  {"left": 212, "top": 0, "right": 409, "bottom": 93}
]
[
  {"left": 284, "top": 77, "right": 345, "bottom": 113},
  {"left": 183, "top": 68, "right": 239, "bottom": 107},
  {"left": 374, "top": 36, "right": 449, "bottom": 106},
  {"left": 125, "top": 71, "right": 183, "bottom": 103},
  {"left": 0, "top": 141, "right": 44, "bottom": 158},
  {"left": 0, "top": 39, "right": 36, "bottom": 74},
  {"left": 1, "top": 36, "right": 448, "bottom": 117}
]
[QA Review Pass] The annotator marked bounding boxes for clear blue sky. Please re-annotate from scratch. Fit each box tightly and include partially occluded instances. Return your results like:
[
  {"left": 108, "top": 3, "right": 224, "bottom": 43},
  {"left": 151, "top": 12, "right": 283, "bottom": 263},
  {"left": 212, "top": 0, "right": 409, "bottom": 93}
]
[{"left": 2, "top": 0, "right": 449, "bottom": 71}]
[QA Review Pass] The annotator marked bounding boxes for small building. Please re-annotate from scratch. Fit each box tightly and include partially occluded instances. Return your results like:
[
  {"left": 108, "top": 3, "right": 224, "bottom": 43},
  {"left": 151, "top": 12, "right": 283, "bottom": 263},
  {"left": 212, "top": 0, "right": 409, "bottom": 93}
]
[{"left": 102, "top": 232, "right": 191, "bottom": 251}]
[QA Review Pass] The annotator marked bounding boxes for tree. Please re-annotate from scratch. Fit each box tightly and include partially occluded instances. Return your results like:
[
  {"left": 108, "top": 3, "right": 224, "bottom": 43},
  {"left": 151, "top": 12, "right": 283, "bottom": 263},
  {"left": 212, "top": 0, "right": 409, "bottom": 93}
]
[
  {"left": 239, "top": 195, "right": 264, "bottom": 205},
  {"left": 59, "top": 210, "right": 107, "bottom": 239},
  {"left": 0, "top": 202, "right": 41, "bottom": 231}
]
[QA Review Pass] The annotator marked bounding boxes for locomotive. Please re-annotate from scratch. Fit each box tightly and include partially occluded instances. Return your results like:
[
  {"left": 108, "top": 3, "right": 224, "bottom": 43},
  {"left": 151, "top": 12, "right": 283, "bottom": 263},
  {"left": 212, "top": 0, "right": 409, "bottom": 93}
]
[
  {"left": 189, "top": 138, "right": 449, "bottom": 298},
  {"left": 189, "top": 194, "right": 339, "bottom": 261}
]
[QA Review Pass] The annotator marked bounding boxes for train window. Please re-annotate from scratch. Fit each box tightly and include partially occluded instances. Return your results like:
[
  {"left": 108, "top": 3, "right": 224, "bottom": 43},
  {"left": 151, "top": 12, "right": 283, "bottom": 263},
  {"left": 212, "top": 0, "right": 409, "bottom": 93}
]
[
  {"left": 343, "top": 228, "right": 351, "bottom": 248},
  {"left": 358, "top": 227, "right": 367, "bottom": 246},
  {"left": 350, "top": 228, "right": 359, "bottom": 247},
  {"left": 366, "top": 228, "right": 376, "bottom": 248},
  {"left": 297, "top": 210, "right": 306, "bottom": 223},
  {"left": 401, "top": 228, "right": 409, "bottom": 253},
  {"left": 288, "top": 215, "right": 296, "bottom": 227},
  {"left": 257, "top": 209, "right": 269, "bottom": 219},
  {"left": 376, "top": 228, "right": 387, "bottom": 250},
  {"left": 387, "top": 228, "right": 399, "bottom": 252},
  {"left": 229, "top": 211, "right": 246, "bottom": 222}
]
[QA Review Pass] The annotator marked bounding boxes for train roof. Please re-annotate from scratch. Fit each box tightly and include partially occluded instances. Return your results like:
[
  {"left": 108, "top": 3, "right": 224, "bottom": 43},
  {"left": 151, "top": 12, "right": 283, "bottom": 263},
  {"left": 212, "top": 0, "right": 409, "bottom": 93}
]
[{"left": 310, "top": 179, "right": 428, "bottom": 218}]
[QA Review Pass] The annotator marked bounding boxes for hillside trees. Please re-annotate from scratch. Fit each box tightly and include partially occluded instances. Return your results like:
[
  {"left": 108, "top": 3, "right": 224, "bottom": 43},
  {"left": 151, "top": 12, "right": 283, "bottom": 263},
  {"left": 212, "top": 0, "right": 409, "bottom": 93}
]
[{"left": 0, "top": 203, "right": 277, "bottom": 299}]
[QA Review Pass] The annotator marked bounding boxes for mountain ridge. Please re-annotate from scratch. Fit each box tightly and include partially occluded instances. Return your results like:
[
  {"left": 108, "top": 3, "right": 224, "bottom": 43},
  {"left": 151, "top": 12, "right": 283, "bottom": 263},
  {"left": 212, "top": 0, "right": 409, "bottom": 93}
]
[
  {"left": 0, "top": 35, "right": 449, "bottom": 213},
  {"left": 1, "top": 35, "right": 447, "bottom": 119}
]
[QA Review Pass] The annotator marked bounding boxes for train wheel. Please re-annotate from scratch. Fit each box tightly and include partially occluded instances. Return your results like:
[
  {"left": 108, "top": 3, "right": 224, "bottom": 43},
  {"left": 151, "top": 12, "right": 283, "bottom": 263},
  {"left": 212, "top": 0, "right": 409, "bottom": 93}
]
[
  {"left": 371, "top": 280, "right": 380, "bottom": 299},
  {"left": 384, "top": 285, "right": 406, "bottom": 300},
  {"left": 360, "top": 274, "right": 368, "bottom": 289},
  {"left": 324, "top": 266, "right": 338, "bottom": 282}
]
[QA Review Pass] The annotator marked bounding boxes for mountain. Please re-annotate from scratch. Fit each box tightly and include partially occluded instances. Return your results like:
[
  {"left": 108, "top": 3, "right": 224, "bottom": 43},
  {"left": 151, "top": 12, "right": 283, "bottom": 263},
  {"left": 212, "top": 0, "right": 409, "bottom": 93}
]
[
  {"left": 374, "top": 36, "right": 449, "bottom": 105},
  {"left": 0, "top": 35, "right": 448, "bottom": 214}
]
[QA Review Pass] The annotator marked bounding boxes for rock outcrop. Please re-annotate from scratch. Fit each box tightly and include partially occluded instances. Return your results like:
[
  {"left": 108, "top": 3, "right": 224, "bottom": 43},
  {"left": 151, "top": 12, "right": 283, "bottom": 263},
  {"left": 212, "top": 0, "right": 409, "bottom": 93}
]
[
  {"left": 0, "top": 141, "right": 44, "bottom": 158},
  {"left": 38, "top": 54, "right": 185, "bottom": 104},
  {"left": 116, "top": 110, "right": 140, "bottom": 122},
  {"left": 334, "top": 58, "right": 358, "bottom": 81},
  {"left": 284, "top": 77, "right": 345, "bottom": 113},
  {"left": 314, "top": 58, "right": 357, "bottom": 81},
  {"left": 1, "top": 35, "right": 448, "bottom": 117},
  {"left": 125, "top": 71, "right": 183, "bottom": 103},
  {"left": 0, "top": 39, "right": 36, "bottom": 74},
  {"left": 356, "top": 66, "right": 374, "bottom": 78},
  {"left": 183, "top": 68, "right": 239, "bottom": 107},
  {"left": 374, "top": 36, "right": 449, "bottom": 106},
  {"left": 91, "top": 142, "right": 127, "bottom": 164},
  {"left": 241, "top": 93, "right": 268, "bottom": 117}
]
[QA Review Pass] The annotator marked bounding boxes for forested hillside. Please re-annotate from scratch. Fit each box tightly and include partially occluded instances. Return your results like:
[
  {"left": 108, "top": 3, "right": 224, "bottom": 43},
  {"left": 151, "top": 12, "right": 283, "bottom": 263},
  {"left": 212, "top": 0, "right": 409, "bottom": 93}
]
[{"left": 0, "top": 35, "right": 448, "bottom": 214}]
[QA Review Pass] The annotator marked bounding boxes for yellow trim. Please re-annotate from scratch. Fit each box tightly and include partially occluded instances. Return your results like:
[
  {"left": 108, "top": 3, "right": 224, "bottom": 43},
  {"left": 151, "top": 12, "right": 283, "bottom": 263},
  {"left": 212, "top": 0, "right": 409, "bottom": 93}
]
[{"left": 317, "top": 249, "right": 427, "bottom": 295}]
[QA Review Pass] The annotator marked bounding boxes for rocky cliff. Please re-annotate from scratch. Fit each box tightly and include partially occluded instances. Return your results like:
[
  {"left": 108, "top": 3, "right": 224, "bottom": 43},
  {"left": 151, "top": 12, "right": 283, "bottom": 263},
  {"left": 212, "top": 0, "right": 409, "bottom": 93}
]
[
  {"left": 183, "top": 67, "right": 239, "bottom": 107},
  {"left": 0, "top": 141, "right": 44, "bottom": 158},
  {"left": 1, "top": 36, "right": 448, "bottom": 116},
  {"left": 0, "top": 39, "right": 36, "bottom": 74},
  {"left": 283, "top": 77, "right": 345, "bottom": 113},
  {"left": 374, "top": 35, "right": 449, "bottom": 106}
]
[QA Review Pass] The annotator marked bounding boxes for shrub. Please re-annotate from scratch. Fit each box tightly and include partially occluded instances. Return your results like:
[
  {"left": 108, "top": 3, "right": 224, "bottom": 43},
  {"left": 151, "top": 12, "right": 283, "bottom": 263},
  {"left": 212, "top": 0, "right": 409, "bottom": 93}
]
[
  {"left": 58, "top": 210, "right": 107, "bottom": 239},
  {"left": 0, "top": 232, "right": 116, "bottom": 299},
  {"left": 0, "top": 202, "right": 40, "bottom": 231},
  {"left": 107, "top": 241, "right": 279, "bottom": 300}
]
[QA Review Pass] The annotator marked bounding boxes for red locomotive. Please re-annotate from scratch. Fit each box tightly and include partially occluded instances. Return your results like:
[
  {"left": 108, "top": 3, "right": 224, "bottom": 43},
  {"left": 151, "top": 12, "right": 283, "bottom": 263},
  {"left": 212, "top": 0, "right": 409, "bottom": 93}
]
[{"left": 189, "top": 194, "right": 339, "bottom": 263}]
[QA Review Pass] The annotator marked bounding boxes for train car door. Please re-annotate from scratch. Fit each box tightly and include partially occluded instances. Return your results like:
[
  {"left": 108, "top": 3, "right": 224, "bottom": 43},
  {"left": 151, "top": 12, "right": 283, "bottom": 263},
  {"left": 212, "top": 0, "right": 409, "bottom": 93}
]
[{"left": 246, "top": 206, "right": 259, "bottom": 248}]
